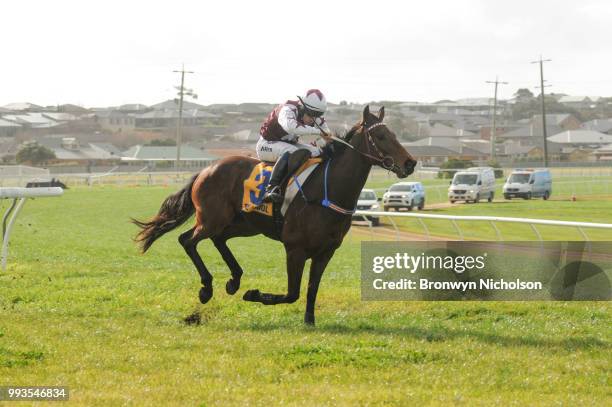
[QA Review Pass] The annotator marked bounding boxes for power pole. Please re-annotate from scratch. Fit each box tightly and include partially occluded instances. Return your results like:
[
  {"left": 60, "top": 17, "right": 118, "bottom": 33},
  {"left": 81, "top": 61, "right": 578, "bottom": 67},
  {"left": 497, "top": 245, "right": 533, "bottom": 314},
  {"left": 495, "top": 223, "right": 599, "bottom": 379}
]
[
  {"left": 172, "top": 64, "right": 195, "bottom": 171},
  {"left": 531, "top": 56, "right": 552, "bottom": 167},
  {"left": 486, "top": 76, "right": 508, "bottom": 161}
]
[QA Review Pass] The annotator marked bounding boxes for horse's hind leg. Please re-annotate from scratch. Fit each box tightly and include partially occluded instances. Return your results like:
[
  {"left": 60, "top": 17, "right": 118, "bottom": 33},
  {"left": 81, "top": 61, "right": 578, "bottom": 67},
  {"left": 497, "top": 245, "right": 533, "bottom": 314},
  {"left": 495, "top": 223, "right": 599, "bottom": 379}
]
[
  {"left": 212, "top": 237, "right": 243, "bottom": 295},
  {"left": 212, "top": 221, "right": 259, "bottom": 295},
  {"left": 243, "top": 247, "right": 306, "bottom": 305},
  {"left": 179, "top": 227, "right": 214, "bottom": 304}
]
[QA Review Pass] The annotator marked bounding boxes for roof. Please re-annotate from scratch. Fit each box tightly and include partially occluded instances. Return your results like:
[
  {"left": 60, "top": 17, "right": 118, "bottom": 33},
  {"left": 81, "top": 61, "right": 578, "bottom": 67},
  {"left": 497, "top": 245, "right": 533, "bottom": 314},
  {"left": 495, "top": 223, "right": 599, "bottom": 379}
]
[
  {"left": 42, "top": 112, "right": 78, "bottom": 122},
  {"left": 134, "top": 109, "right": 219, "bottom": 119},
  {"left": 150, "top": 99, "right": 207, "bottom": 111},
  {"left": 547, "top": 130, "right": 612, "bottom": 144},
  {"left": 581, "top": 119, "right": 612, "bottom": 133},
  {"left": 594, "top": 144, "right": 612, "bottom": 153},
  {"left": 118, "top": 103, "right": 149, "bottom": 112},
  {"left": 557, "top": 131, "right": 612, "bottom": 144},
  {"left": 498, "top": 124, "right": 562, "bottom": 139},
  {"left": 428, "top": 123, "right": 475, "bottom": 138},
  {"left": 2, "top": 113, "right": 60, "bottom": 128},
  {"left": 34, "top": 138, "right": 122, "bottom": 160},
  {"left": 408, "top": 137, "right": 462, "bottom": 148},
  {"left": 531, "top": 114, "right": 572, "bottom": 126},
  {"left": 558, "top": 95, "right": 591, "bottom": 103},
  {"left": 403, "top": 145, "right": 469, "bottom": 157},
  {"left": 0, "top": 118, "right": 22, "bottom": 128},
  {"left": 1, "top": 102, "right": 44, "bottom": 111},
  {"left": 121, "top": 145, "right": 218, "bottom": 161}
]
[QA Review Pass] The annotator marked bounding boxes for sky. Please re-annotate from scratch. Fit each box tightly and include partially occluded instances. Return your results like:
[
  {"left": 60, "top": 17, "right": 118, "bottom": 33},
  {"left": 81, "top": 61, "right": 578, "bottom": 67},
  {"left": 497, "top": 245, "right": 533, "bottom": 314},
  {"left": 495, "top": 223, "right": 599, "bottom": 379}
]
[{"left": 1, "top": 0, "right": 611, "bottom": 107}]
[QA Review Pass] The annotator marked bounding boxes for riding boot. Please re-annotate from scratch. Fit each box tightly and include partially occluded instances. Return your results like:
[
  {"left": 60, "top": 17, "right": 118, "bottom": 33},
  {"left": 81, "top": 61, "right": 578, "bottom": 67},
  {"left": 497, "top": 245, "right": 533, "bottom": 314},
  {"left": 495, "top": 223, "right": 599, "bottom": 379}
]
[{"left": 263, "top": 152, "right": 290, "bottom": 203}]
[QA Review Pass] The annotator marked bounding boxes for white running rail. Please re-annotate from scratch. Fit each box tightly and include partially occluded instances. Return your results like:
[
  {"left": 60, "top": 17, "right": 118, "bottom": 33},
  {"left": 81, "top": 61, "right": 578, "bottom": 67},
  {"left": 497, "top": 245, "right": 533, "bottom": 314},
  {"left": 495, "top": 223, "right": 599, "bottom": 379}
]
[
  {"left": 353, "top": 210, "right": 612, "bottom": 241},
  {"left": 1, "top": 187, "right": 64, "bottom": 271}
]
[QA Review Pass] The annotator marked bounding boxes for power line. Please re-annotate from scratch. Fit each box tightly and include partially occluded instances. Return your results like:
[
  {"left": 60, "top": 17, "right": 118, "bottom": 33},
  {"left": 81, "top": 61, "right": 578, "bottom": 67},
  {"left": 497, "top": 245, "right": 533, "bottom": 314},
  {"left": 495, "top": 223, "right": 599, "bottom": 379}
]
[
  {"left": 485, "top": 76, "right": 508, "bottom": 160},
  {"left": 531, "top": 56, "right": 552, "bottom": 167},
  {"left": 172, "top": 64, "right": 195, "bottom": 171}
]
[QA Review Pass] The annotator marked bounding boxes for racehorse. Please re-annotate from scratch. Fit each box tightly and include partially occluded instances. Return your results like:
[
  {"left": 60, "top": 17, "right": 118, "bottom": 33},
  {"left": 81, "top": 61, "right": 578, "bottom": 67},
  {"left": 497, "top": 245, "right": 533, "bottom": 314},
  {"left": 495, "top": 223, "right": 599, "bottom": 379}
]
[{"left": 133, "top": 105, "right": 416, "bottom": 325}]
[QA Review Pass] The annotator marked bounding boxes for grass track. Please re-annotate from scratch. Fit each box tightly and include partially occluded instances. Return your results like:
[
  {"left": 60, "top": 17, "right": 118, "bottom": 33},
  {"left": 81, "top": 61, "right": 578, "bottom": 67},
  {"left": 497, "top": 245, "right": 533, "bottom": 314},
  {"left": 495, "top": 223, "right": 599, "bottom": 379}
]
[{"left": 0, "top": 186, "right": 610, "bottom": 405}]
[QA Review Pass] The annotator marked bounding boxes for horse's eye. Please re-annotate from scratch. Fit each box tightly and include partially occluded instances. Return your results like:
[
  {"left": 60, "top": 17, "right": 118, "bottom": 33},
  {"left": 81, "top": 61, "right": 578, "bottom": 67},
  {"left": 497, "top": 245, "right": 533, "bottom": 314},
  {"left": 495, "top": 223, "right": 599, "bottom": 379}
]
[{"left": 376, "top": 133, "right": 385, "bottom": 140}]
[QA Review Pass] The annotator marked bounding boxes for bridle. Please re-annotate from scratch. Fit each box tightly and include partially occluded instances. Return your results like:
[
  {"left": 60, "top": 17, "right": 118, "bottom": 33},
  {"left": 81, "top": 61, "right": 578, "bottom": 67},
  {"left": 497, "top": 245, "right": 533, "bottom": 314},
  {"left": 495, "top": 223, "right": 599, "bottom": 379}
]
[
  {"left": 360, "top": 122, "right": 397, "bottom": 171},
  {"left": 315, "top": 121, "right": 400, "bottom": 173}
]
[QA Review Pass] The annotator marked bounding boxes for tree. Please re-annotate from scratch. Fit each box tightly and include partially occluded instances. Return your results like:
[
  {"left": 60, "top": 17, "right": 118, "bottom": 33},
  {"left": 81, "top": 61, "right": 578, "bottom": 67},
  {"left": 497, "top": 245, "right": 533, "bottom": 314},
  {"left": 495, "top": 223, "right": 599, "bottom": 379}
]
[
  {"left": 513, "top": 88, "right": 534, "bottom": 100},
  {"left": 147, "top": 138, "right": 177, "bottom": 146},
  {"left": 438, "top": 159, "right": 474, "bottom": 179},
  {"left": 16, "top": 142, "right": 56, "bottom": 166}
]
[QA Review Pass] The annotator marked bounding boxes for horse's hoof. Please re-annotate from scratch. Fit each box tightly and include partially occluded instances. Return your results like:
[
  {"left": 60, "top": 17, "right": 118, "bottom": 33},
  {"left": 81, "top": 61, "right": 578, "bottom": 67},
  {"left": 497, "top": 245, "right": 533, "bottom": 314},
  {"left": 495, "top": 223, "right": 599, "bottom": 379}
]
[
  {"left": 304, "top": 312, "right": 315, "bottom": 325},
  {"left": 199, "top": 286, "right": 213, "bottom": 304},
  {"left": 243, "top": 289, "right": 260, "bottom": 302},
  {"left": 226, "top": 278, "right": 240, "bottom": 295}
]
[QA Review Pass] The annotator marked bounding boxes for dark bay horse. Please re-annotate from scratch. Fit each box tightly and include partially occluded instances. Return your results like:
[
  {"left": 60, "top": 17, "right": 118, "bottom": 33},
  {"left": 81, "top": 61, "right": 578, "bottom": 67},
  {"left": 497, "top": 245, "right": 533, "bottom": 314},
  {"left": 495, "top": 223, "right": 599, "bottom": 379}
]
[{"left": 133, "top": 105, "right": 416, "bottom": 324}]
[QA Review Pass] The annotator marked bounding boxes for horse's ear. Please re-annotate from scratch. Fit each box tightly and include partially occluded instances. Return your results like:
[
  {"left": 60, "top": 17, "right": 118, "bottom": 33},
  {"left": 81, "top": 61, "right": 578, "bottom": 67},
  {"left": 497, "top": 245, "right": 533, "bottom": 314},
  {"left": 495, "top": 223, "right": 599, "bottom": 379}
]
[
  {"left": 362, "top": 105, "right": 370, "bottom": 122},
  {"left": 378, "top": 106, "right": 385, "bottom": 121}
]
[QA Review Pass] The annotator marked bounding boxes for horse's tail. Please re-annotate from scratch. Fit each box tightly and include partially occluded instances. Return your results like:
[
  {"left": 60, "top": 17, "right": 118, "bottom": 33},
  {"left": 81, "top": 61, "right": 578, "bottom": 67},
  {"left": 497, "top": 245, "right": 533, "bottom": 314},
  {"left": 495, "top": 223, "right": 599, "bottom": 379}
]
[{"left": 132, "top": 174, "right": 198, "bottom": 253}]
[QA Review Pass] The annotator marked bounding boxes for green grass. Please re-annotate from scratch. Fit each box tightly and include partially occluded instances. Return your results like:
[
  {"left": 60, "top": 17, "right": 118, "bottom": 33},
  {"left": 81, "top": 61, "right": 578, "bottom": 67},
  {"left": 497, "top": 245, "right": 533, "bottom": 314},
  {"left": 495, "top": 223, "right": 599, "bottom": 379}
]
[{"left": 0, "top": 186, "right": 610, "bottom": 405}]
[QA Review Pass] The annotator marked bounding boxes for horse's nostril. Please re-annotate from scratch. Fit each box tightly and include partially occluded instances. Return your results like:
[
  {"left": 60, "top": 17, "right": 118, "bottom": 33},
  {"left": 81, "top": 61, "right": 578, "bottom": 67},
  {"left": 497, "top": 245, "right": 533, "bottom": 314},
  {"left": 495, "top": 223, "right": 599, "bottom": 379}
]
[{"left": 404, "top": 160, "right": 416, "bottom": 175}]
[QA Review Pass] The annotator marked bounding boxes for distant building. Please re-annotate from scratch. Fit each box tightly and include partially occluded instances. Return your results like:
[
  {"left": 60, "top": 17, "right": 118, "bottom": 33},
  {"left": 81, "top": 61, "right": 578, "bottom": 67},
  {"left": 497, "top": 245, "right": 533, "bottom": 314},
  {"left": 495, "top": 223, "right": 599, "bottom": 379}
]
[
  {"left": 121, "top": 145, "right": 218, "bottom": 169},
  {"left": 35, "top": 136, "right": 122, "bottom": 164},
  {"left": 558, "top": 96, "right": 601, "bottom": 110},
  {"left": 581, "top": 119, "right": 612, "bottom": 135},
  {"left": 531, "top": 114, "right": 581, "bottom": 131},
  {"left": 592, "top": 144, "right": 612, "bottom": 161},
  {"left": 0, "top": 118, "right": 22, "bottom": 137},
  {"left": 547, "top": 130, "right": 612, "bottom": 146}
]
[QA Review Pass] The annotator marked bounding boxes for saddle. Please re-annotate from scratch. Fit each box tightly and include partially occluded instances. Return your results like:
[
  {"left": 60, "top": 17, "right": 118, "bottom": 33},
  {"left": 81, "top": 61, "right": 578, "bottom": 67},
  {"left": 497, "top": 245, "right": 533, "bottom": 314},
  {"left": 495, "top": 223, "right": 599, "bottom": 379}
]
[{"left": 242, "top": 158, "right": 322, "bottom": 217}]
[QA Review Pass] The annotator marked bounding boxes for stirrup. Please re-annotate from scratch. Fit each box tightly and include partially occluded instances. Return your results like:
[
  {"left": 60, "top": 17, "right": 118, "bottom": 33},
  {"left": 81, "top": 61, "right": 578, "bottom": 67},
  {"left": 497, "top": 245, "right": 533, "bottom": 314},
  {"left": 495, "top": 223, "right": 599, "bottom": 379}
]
[{"left": 263, "top": 185, "right": 283, "bottom": 203}]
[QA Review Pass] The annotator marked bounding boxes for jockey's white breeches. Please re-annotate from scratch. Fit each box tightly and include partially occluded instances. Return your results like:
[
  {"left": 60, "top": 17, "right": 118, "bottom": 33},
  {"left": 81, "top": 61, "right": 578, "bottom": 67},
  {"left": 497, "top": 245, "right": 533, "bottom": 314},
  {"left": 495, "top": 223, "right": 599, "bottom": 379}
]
[{"left": 255, "top": 137, "right": 321, "bottom": 162}]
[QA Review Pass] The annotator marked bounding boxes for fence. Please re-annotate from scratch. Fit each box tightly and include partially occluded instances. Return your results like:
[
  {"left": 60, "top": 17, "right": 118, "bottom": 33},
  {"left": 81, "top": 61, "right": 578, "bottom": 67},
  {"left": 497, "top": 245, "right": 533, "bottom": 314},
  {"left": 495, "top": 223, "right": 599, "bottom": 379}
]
[{"left": 352, "top": 210, "right": 612, "bottom": 242}]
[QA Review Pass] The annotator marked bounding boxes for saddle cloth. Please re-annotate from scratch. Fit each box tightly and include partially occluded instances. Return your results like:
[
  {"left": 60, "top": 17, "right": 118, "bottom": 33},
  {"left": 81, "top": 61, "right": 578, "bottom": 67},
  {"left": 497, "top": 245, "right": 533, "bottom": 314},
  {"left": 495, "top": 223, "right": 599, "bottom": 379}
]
[{"left": 242, "top": 158, "right": 321, "bottom": 217}]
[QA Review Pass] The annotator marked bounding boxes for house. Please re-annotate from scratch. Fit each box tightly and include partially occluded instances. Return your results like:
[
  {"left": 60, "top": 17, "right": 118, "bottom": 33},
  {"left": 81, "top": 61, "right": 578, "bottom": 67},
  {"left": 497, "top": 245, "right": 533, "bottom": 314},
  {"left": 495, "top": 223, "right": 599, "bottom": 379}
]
[
  {"left": 531, "top": 114, "right": 581, "bottom": 131},
  {"left": 497, "top": 124, "right": 563, "bottom": 145},
  {"left": 592, "top": 144, "right": 612, "bottom": 161},
  {"left": 133, "top": 109, "right": 220, "bottom": 129},
  {"left": 402, "top": 144, "right": 488, "bottom": 165},
  {"left": 94, "top": 110, "right": 135, "bottom": 132},
  {"left": 150, "top": 99, "right": 207, "bottom": 111},
  {"left": 558, "top": 96, "right": 601, "bottom": 110},
  {"left": 0, "top": 118, "right": 22, "bottom": 137},
  {"left": 1, "top": 113, "right": 61, "bottom": 129},
  {"left": 121, "top": 145, "right": 218, "bottom": 169},
  {"left": 1, "top": 102, "right": 44, "bottom": 112},
  {"left": 35, "top": 136, "right": 123, "bottom": 164},
  {"left": 426, "top": 123, "right": 476, "bottom": 138},
  {"left": 581, "top": 119, "right": 612, "bottom": 135},
  {"left": 547, "top": 130, "right": 612, "bottom": 146}
]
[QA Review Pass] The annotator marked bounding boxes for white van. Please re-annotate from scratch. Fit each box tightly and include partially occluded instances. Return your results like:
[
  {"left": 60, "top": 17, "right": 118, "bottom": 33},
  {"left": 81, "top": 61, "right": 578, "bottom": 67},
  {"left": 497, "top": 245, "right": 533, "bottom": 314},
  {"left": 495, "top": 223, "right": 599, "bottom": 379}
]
[
  {"left": 448, "top": 167, "right": 496, "bottom": 203},
  {"left": 503, "top": 168, "right": 552, "bottom": 200}
]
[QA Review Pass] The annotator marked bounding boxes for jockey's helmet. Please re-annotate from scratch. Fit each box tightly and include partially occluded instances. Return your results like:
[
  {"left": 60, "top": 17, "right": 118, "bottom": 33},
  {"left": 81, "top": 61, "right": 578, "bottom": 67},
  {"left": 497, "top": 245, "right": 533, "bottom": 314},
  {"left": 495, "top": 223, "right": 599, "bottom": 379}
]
[{"left": 297, "top": 89, "right": 327, "bottom": 117}]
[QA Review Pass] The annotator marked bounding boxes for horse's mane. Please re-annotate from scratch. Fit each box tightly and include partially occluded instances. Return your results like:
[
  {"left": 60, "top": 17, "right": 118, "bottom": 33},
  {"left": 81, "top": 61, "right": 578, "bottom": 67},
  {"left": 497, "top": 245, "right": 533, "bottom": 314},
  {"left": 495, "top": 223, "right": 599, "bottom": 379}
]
[{"left": 332, "top": 121, "right": 363, "bottom": 153}]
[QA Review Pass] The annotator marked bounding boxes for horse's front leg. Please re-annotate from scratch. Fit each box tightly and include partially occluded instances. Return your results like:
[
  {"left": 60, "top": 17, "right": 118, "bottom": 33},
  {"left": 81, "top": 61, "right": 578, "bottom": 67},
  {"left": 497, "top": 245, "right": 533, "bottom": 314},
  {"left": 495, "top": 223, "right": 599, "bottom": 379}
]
[
  {"left": 243, "top": 247, "right": 306, "bottom": 305},
  {"left": 304, "top": 247, "right": 337, "bottom": 325}
]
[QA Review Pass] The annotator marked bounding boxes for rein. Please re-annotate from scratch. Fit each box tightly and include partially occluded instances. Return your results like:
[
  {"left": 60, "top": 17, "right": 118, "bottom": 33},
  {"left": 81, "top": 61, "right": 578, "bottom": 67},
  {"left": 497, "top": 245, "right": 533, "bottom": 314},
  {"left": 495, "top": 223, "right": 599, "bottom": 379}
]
[{"left": 315, "top": 122, "right": 397, "bottom": 171}]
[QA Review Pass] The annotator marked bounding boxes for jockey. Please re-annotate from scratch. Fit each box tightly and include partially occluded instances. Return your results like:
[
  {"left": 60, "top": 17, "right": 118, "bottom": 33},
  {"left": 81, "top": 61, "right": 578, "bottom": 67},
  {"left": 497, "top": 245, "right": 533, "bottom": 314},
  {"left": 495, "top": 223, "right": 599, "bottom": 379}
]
[{"left": 256, "top": 89, "right": 332, "bottom": 203}]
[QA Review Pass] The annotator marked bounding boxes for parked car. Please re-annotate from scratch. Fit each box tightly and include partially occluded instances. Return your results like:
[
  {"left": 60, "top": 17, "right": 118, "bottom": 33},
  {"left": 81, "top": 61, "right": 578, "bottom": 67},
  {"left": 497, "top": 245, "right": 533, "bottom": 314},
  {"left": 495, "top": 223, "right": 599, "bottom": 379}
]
[
  {"left": 448, "top": 167, "right": 496, "bottom": 203},
  {"left": 503, "top": 168, "right": 552, "bottom": 200},
  {"left": 352, "top": 189, "right": 380, "bottom": 226},
  {"left": 382, "top": 182, "right": 425, "bottom": 211}
]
